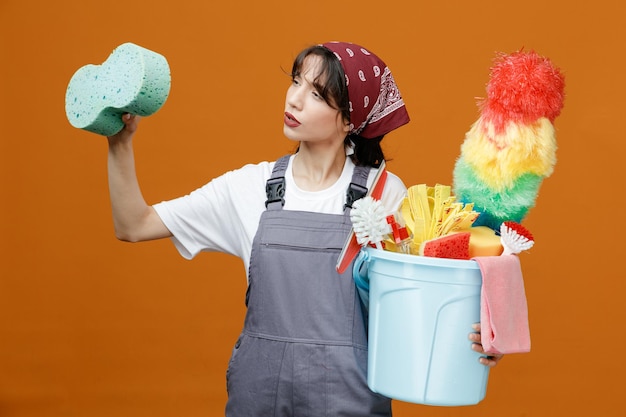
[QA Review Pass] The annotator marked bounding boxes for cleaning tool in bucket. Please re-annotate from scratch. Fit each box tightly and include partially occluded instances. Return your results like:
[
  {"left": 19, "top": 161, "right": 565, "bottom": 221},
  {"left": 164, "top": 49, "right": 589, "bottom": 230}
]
[
  {"left": 452, "top": 50, "right": 565, "bottom": 230},
  {"left": 500, "top": 221, "right": 534, "bottom": 255},
  {"left": 351, "top": 196, "right": 390, "bottom": 250},
  {"left": 336, "top": 161, "right": 388, "bottom": 273},
  {"left": 354, "top": 247, "right": 489, "bottom": 406}
]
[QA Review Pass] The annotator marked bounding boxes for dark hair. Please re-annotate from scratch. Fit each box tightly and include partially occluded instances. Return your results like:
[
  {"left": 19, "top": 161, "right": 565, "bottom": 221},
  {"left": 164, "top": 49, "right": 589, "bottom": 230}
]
[{"left": 290, "top": 45, "right": 386, "bottom": 168}]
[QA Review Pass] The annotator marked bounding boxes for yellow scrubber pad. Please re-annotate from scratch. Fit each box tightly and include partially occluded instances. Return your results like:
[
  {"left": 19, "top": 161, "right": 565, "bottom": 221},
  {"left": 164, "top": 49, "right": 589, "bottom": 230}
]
[
  {"left": 453, "top": 226, "right": 503, "bottom": 257},
  {"left": 65, "top": 42, "right": 171, "bottom": 136}
]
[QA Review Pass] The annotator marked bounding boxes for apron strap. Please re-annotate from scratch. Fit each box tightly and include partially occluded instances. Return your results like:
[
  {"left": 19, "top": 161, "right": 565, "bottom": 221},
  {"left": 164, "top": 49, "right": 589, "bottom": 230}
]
[
  {"left": 264, "top": 154, "right": 373, "bottom": 213},
  {"left": 344, "top": 164, "right": 371, "bottom": 213},
  {"left": 265, "top": 155, "right": 290, "bottom": 210}
]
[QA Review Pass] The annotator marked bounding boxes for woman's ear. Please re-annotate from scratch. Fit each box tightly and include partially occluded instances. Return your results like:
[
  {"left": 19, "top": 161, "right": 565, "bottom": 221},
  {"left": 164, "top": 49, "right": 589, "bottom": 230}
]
[
  {"left": 343, "top": 118, "right": 351, "bottom": 133},
  {"left": 336, "top": 113, "right": 351, "bottom": 134}
]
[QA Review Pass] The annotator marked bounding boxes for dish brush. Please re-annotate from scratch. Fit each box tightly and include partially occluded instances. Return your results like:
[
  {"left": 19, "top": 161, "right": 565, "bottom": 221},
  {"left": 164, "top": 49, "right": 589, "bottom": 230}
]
[
  {"left": 350, "top": 196, "right": 390, "bottom": 250},
  {"left": 500, "top": 221, "right": 535, "bottom": 255}
]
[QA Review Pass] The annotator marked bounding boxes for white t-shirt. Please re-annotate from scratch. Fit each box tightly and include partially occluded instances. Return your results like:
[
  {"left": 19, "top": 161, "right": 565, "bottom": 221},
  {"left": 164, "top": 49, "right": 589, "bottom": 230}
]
[{"left": 153, "top": 155, "right": 407, "bottom": 276}]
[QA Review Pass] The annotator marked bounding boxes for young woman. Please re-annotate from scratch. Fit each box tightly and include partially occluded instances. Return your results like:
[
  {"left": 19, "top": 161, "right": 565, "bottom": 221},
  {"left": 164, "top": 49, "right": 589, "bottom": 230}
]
[{"left": 106, "top": 41, "right": 501, "bottom": 416}]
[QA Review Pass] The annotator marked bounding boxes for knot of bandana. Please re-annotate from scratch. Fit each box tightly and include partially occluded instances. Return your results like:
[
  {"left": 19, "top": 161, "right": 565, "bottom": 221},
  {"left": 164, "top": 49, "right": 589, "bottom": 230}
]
[{"left": 322, "top": 41, "right": 410, "bottom": 139}]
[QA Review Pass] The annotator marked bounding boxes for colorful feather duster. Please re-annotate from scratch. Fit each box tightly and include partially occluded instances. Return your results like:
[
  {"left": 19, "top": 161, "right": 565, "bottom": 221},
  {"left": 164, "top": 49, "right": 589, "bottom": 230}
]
[{"left": 452, "top": 50, "right": 565, "bottom": 230}]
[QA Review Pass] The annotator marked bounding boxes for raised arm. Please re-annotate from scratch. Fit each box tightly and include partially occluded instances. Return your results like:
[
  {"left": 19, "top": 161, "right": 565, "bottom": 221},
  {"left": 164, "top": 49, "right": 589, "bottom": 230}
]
[{"left": 106, "top": 114, "right": 172, "bottom": 242}]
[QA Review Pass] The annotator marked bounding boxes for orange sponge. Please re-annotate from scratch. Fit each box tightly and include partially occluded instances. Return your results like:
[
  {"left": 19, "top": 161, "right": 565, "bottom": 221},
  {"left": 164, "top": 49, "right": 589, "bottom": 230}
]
[{"left": 419, "top": 232, "right": 471, "bottom": 260}]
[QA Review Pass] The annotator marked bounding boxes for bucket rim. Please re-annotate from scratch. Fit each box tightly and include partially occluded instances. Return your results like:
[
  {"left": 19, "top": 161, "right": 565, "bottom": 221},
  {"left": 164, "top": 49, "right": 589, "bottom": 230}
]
[{"left": 363, "top": 246, "right": 480, "bottom": 270}]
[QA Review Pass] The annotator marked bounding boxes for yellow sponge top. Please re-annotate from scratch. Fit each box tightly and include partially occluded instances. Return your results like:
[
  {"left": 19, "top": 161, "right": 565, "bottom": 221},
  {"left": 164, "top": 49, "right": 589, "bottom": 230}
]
[{"left": 453, "top": 226, "right": 503, "bottom": 257}]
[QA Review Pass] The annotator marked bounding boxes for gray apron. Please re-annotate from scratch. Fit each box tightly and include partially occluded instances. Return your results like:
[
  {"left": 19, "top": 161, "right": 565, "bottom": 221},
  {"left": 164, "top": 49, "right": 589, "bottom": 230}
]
[{"left": 225, "top": 155, "right": 392, "bottom": 416}]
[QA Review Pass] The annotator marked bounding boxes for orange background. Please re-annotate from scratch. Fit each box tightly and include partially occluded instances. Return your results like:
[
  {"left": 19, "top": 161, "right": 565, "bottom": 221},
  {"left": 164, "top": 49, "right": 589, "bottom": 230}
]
[{"left": 1, "top": 0, "right": 625, "bottom": 416}]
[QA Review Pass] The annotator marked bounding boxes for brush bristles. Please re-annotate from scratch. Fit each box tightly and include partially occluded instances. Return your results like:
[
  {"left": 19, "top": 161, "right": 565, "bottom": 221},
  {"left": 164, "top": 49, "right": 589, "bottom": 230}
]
[
  {"left": 351, "top": 197, "right": 390, "bottom": 247},
  {"left": 500, "top": 221, "right": 535, "bottom": 255}
]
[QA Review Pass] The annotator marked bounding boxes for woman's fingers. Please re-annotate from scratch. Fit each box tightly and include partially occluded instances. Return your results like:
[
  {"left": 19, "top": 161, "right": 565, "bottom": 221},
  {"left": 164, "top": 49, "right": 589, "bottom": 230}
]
[{"left": 470, "top": 323, "right": 503, "bottom": 367}]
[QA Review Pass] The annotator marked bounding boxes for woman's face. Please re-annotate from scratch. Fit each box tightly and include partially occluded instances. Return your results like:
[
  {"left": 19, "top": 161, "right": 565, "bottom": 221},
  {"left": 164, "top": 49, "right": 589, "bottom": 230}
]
[{"left": 283, "top": 55, "right": 349, "bottom": 146}]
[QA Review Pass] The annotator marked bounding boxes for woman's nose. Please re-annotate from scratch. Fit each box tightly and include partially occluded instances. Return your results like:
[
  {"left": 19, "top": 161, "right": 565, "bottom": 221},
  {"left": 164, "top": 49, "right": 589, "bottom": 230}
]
[{"left": 286, "top": 87, "right": 303, "bottom": 109}]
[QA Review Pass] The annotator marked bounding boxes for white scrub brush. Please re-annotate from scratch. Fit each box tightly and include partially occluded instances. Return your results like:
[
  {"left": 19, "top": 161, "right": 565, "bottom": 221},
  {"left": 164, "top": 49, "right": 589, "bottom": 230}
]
[
  {"left": 500, "top": 221, "right": 535, "bottom": 255},
  {"left": 350, "top": 196, "right": 390, "bottom": 250}
]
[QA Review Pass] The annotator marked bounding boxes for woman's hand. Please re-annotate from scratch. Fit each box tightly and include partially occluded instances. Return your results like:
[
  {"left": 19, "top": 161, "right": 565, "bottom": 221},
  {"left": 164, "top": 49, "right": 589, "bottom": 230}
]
[
  {"left": 469, "top": 323, "right": 504, "bottom": 367},
  {"left": 107, "top": 113, "right": 141, "bottom": 145}
]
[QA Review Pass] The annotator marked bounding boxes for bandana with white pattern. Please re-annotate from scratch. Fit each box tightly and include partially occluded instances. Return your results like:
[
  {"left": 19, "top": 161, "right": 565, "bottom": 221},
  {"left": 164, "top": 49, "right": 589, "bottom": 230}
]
[{"left": 322, "top": 41, "right": 410, "bottom": 139}]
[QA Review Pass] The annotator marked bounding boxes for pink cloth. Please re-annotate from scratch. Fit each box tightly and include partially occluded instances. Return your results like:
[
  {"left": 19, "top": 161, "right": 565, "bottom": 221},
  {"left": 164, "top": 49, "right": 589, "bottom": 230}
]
[{"left": 473, "top": 255, "right": 531, "bottom": 355}]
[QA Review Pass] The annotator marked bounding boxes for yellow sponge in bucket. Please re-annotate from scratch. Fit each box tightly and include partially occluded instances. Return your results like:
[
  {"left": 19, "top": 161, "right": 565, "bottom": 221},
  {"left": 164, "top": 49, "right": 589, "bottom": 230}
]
[
  {"left": 65, "top": 42, "right": 171, "bottom": 136},
  {"left": 454, "top": 226, "right": 504, "bottom": 257}
]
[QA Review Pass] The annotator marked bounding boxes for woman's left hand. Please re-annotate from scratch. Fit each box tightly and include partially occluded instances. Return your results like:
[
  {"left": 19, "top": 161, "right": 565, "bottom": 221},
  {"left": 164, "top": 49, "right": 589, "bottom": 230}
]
[{"left": 469, "top": 323, "right": 504, "bottom": 367}]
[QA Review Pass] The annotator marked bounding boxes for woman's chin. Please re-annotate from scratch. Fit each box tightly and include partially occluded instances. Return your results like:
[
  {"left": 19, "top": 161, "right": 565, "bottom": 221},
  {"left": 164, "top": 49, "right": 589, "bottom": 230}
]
[{"left": 283, "top": 127, "right": 301, "bottom": 142}]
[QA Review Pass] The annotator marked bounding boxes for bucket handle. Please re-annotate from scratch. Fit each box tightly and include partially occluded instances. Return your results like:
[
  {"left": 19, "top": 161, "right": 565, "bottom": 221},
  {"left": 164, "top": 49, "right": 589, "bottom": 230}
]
[
  {"left": 352, "top": 249, "right": 371, "bottom": 291},
  {"left": 352, "top": 249, "right": 371, "bottom": 312}
]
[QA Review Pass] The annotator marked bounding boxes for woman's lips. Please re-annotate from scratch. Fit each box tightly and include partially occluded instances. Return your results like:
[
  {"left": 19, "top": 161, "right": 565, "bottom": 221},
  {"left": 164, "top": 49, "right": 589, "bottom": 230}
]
[{"left": 284, "top": 112, "right": 301, "bottom": 128}]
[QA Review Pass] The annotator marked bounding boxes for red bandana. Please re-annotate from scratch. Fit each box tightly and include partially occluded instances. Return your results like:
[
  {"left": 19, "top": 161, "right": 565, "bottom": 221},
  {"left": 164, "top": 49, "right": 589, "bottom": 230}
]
[{"left": 322, "top": 41, "right": 410, "bottom": 139}]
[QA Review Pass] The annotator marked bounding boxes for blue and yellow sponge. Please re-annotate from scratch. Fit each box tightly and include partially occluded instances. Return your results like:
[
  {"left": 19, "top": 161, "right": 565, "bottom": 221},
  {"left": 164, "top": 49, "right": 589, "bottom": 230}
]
[{"left": 65, "top": 42, "right": 170, "bottom": 136}]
